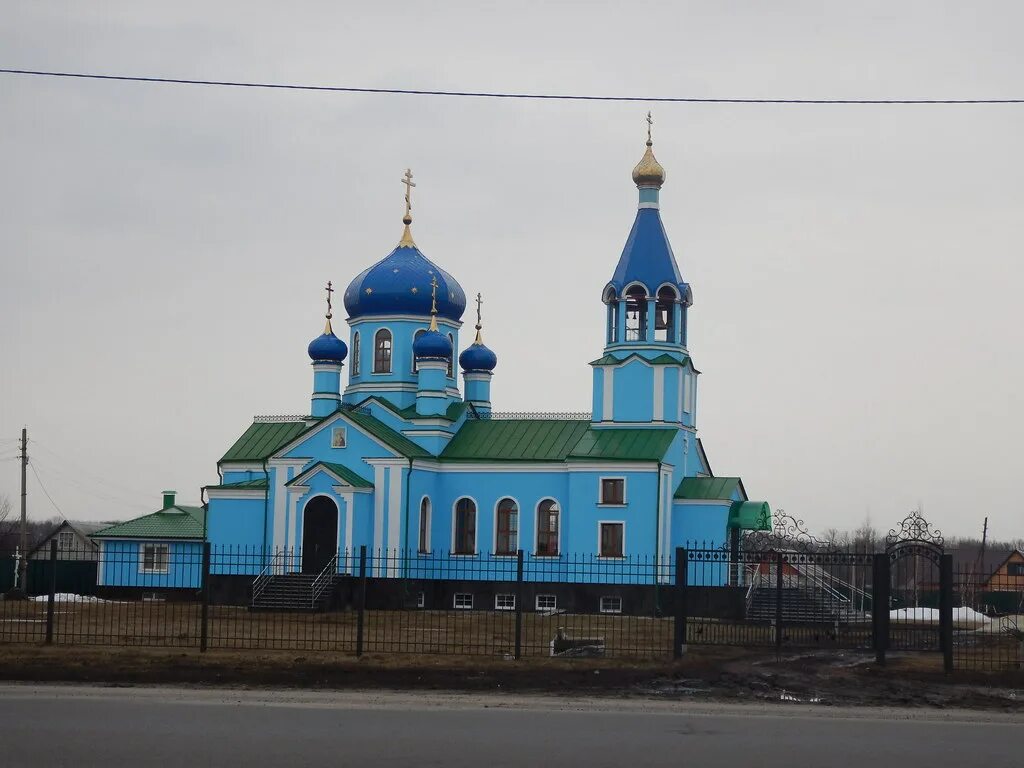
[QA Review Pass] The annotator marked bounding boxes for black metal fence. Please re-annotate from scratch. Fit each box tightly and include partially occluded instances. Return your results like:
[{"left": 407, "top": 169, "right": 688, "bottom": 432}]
[{"left": 1, "top": 535, "right": 1020, "bottom": 671}]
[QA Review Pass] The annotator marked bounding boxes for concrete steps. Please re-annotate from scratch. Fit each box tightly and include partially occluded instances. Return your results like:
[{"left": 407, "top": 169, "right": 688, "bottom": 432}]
[{"left": 251, "top": 574, "right": 337, "bottom": 612}]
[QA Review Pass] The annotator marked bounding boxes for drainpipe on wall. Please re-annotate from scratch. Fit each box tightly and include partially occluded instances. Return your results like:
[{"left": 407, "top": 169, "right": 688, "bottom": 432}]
[
  {"left": 402, "top": 457, "right": 413, "bottom": 579},
  {"left": 262, "top": 458, "right": 270, "bottom": 563},
  {"left": 654, "top": 461, "right": 663, "bottom": 616}
]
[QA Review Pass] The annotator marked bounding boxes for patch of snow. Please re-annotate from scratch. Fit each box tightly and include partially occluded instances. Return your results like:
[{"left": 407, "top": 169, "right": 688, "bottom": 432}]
[
  {"left": 29, "top": 593, "right": 108, "bottom": 603},
  {"left": 889, "top": 607, "right": 990, "bottom": 627}
]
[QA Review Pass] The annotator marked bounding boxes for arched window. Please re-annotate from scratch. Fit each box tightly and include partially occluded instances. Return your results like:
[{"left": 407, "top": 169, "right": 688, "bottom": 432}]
[
  {"left": 351, "top": 332, "right": 361, "bottom": 376},
  {"left": 453, "top": 497, "right": 477, "bottom": 555},
  {"left": 536, "top": 499, "right": 560, "bottom": 556},
  {"left": 418, "top": 497, "right": 431, "bottom": 554},
  {"left": 625, "top": 286, "right": 647, "bottom": 341},
  {"left": 373, "top": 329, "right": 392, "bottom": 373},
  {"left": 446, "top": 333, "right": 454, "bottom": 377},
  {"left": 655, "top": 286, "right": 677, "bottom": 343},
  {"left": 412, "top": 329, "right": 426, "bottom": 373},
  {"left": 495, "top": 498, "right": 518, "bottom": 556},
  {"left": 604, "top": 288, "right": 618, "bottom": 344}
]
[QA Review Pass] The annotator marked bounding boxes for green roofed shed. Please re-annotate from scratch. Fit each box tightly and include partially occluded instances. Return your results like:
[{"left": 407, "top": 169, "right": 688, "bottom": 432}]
[{"left": 728, "top": 501, "right": 771, "bottom": 531}]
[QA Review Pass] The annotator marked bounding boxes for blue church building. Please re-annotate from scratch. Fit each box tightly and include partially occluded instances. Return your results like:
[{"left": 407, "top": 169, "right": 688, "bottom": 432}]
[
  {"left": 95, "top": 126, "right": 771, "bottom": 599},
  {"left": 207, "top": 127, "right": 770, "bottom": 565}
]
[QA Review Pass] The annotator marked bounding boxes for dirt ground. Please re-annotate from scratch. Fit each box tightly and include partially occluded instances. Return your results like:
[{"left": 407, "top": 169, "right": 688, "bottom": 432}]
[{"left": 0, "top": 644, "right": 1020, "bottom": 712}]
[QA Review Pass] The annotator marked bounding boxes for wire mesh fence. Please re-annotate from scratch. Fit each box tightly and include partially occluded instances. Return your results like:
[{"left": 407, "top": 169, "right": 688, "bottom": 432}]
[{"left": 1, "top": 542, "right": 1020, "bottom": 670}]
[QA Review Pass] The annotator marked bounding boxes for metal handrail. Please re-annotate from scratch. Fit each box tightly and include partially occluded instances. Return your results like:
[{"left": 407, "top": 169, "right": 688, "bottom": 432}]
[
  {"left": 310, "top": 553, "right": 339, "bottom": 608},
  {"left": 252, "top": 551, "right": 283, "bottom": 604},
  {"left": 744, "top": 565, "right": 763, "bottom": 615}
]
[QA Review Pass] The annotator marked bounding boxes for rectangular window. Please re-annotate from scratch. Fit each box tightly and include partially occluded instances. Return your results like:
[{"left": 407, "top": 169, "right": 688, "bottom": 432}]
[
  {"left": 141, "top": 544, "right": 169, "bottom": 574},
  {"left": 331, "top": 427, "right": 347, "bottom": 449},
  {"left": 495, "top": 594, "right": 515, "bottom": 611},
  {"left": 599, "top": 523, "right": 624, "bottom": 558},
  {"left": 683, "top": 374, "right": 692, "bottom": 414},
  {"left": 535, "top": 594, "right": 557, "bottom": 612},
  {"left": 416, "top": 592, "right": 425, "bottom": 609},
  {"left": 600, "top": 595, "right": 622, "bottom": 614},
  {"left": 454, "top": 593, "right": 473, "bottom": 610},
  {"left": 57, "top": 531, "right": 75, "bottom": 551},
  {"left": 1008, "top": 562, "right": 1024, "bottom": 577},
  {"left": 600, "top": 478, "right": 625, "bottom": 505}
]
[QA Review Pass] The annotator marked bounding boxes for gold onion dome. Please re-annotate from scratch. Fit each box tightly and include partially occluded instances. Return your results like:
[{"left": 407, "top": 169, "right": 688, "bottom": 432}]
[{"left": 632, "top": 141, "right": 666, "bottom": 188}]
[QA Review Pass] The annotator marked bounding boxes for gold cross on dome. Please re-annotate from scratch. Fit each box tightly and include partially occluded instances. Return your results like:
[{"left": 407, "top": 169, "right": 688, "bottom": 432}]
[{"left": 401, "top": 168, "right": 416, "bottom": 221}]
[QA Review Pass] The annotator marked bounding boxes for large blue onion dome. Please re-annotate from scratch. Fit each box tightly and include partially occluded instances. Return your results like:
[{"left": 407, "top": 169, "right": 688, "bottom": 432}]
[
  {"left": 307, "top": 319, "right": 348, "bottom": 362},
  {"left": 343, "top": 219, "right": 466, "bottom": 321},
  {"left": 413, "top": 329, "right": 452, "bottom": 360}
]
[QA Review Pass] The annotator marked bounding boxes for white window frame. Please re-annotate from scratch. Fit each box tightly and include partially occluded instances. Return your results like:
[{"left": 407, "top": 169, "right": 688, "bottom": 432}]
[
  {"left": 139, "top": 543, "right": 170, "bottom": 575},
  {"left": 494, "top": 593, "right": 516, "bottom": 611},
  {"left": 331, "top": 427, "right": 347, "bottom": 449},
  {"left": 57, "top": 531, "right": 75, "bottom": 551},
  {"left": 417, "top": 496, "right": 431, "bottom": 554},
  {"left": 534, "top": 497, "right": 561, "bottom": 558},
  {"left": 597, "top": 521, "right": 626, "bottom": 559},
  {"left": 535, "top": 594, "right": 557, "bottom": 612},
  {"left": 493, "top": 496, "right": 520, "bottom": 557},
  {"left": 415, "top": 591, "right": 425, "bottom": 609},
  {"left": 372, "top": 327, "right": 393, "bottom": 375},
  {"left": 599, "top": 595, "right": 623, "bottom": 614},
  {"left": 451, "top": 496, "right": 478, "bottom": 556},
  {"left": 453, "top": 593, "right": 474, "bottom": 610},
  {"left": 597, "top": 476, "right": 627, "bottom": 506}
]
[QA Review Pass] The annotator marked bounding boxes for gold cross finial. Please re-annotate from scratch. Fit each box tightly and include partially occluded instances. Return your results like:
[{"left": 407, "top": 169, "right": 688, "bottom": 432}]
[
  {"left": 323, "top": 280, "right": 334, "bottom": 334},
  {"left": 428, "top": 275, "right": 439, "bottom": 331},
  {"left": 401, "top": 168, "right": 416, "bottom": 224},
  {"left": 646, "top": 111, "right": 653, "bottom": 146},
  {"left": 474, "top": 292, "right": 484, "bottom": 344}
]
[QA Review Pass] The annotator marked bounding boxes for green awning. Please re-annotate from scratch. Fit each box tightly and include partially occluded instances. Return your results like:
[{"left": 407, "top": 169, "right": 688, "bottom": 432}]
[{"left": 728, "top": 501, "right": 771, "bottom": 531}]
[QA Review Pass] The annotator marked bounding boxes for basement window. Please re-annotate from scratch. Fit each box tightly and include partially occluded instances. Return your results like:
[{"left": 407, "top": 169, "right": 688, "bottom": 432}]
[
  {"left": 599, "top": 596, "right": 622, "bottom": 614},
  {"left": 454, "top": 593, "right": 474, "bottom": 610},
  {"left": 495, "top": 594, "right": 516, "bottom": 611},
  {"left": 535, "top": 594, "right": 557, "bottom": 612}
]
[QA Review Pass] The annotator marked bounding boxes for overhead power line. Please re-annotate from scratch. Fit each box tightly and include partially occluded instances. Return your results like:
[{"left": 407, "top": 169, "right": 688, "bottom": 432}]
[
  {"left": 29, "top": 461, "right": 65, "bottom": 519},
  {"left": 1, "top": 68, "right": 1022, "bottom": 105}
]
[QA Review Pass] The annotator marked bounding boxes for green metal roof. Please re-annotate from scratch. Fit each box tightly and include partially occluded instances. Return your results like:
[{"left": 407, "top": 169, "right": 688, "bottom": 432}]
[
  {"left": 207, "top": 478, "right": 269, "bottom": 490},
  {"left": 440, "top": 420, "right": 674, "bottom": 463},
  {"left": 344, "top": 410, "right": 432, "bottom": 458},
  {"left": 286, "top": 461, "right": 373, "bottom": 489},
  {"left": 729, "top": 501, "right": 771, "bottom": 531},
  {"left": 568, "top": 427, "right": 676, "bottom": 461},
  {"left": 369, "top": 397, "right": 467, "bottom": 423},
  {"left": 91, "top": 506, "right": 206, "bottom": 540},
  {"left": 220, "top": 421, "right": 310, "bottom": 463},
  {"left": 674, "top": 476, "right": 743, "bottom": 500}
]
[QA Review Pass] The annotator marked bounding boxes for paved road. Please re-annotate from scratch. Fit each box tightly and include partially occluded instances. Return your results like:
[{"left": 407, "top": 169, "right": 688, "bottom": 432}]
[{"left": 0, "top": 685, "right": 1019, "bottom": 767}]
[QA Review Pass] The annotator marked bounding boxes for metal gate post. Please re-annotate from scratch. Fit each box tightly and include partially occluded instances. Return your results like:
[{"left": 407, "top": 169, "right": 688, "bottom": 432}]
[
  {"left": 514, "top": 550, "right": 524, "bottom": 659},
  {"left": 45, "top": 540, "right": 57, "bottom": 644},
  {"left": 873, "top": 553, "right": 890, "bottom": 665},
  {"left": 673, "top": 548, "right": 688, "bottom": 659},
  {"left": 774, "top": 551, "right": 784, "bottom": 656},
  {"left": 939, "top": 553, "right": 953, "bottom": 673},
  {"left": 356, "top": 545, "right": 367, "bottom": 657},
  {"left": 199, "top": 542, "right": 211, "bottom": 652}
]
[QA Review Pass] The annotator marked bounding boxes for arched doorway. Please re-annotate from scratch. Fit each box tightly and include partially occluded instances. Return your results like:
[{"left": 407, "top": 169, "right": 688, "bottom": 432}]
[{"left": 302, "top": 496, "right": 339, "bottom": 574}]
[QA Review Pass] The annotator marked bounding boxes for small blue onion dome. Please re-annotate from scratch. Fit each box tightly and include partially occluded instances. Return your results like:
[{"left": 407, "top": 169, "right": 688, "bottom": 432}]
[
  {"left": 307, "top": 324, "right": 348, "bottom": 362},
  {"left": 459, "top": 342, "right": 497, "bottom": 372},
  {"left": 413, "top": 329, "right": 452, "bottom": 359}
]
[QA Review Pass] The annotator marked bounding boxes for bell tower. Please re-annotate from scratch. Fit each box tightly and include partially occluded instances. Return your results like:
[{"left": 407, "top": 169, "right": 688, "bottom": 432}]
[{"left": 591, "top": 115, "right": 698, "bottom": 428}]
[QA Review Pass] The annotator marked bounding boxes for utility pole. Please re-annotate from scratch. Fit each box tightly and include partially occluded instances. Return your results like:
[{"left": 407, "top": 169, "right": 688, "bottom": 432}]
[{"left": 17, "top": 427, "right": 27, "bottom": 591}]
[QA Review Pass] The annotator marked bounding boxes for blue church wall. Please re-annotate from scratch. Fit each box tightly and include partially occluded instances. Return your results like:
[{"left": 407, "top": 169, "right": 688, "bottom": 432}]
[
  {"left": 220, "top": 469, "right": 267, "bottom": 484},
  {"left": 97, "top": 539, "right": 203, "bottom": 589},
  {"left": 344, "top": 317, "right": 461, "bottom": 409},
  {"left": 591, "top": 369, "right": 605, "bottom": 421},
  {"left": 207, "top": 496, "right": 266, "bottom": 572},
  {"left": 614, "top": 360, "right": 654, "bottom": 422},
  {"left": 663, "top": 366, "right": 680, "bottom": 423},
  {"left": 282, "top": 416, "right": 398, "bottom": 475}
]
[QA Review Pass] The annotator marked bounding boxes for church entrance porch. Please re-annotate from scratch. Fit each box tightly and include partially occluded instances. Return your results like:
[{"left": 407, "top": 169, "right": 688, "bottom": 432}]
[{"left": 302, "top": 496, "right": 339, "bottom": 575}]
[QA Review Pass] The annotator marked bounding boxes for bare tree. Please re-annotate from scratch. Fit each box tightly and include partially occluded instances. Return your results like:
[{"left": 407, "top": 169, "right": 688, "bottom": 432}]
[{"left": 0, "top": 494, "right": 13, "bottom": 545}]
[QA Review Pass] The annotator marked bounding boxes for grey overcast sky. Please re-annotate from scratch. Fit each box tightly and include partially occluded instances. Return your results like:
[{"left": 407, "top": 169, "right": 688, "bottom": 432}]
[{"left": 1, "top": 2, "right": 1021, "bottom": 539}]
